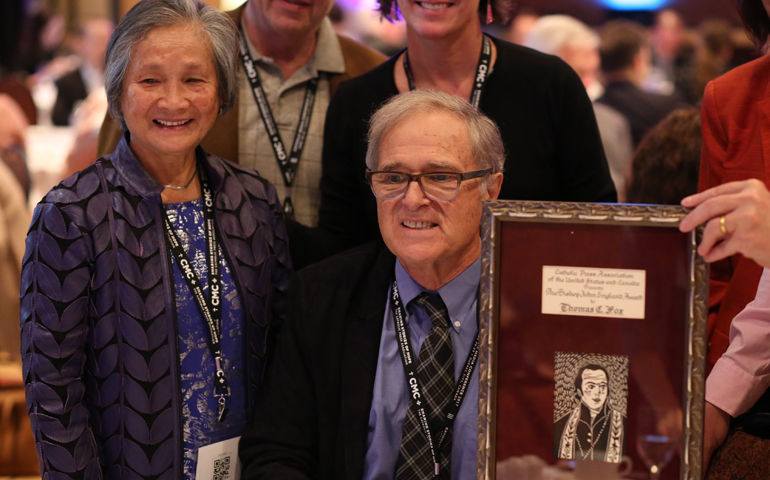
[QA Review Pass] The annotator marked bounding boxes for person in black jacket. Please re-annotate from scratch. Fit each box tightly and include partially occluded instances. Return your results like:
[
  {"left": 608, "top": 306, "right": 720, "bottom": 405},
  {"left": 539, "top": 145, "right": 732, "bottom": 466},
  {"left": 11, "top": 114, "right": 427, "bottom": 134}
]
[
  {"left": 595, "top": 20, "right": 683, "bottom": 148},
  {"left": 51, "top": 18, "right": 112, "bottom": 125},
  {"left": 240, "top": 90, "right": 504, "bottom": 480},
  {"left": 316, "top": 0, "right": 616, "bottom": 253}
]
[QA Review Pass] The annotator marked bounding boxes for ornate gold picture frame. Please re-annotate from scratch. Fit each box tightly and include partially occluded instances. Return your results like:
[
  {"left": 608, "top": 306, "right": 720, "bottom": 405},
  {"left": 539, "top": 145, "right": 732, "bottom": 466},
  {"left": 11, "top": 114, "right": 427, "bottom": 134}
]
[{"left": 478, "top": 201, "right": 708, "bottom": 480}]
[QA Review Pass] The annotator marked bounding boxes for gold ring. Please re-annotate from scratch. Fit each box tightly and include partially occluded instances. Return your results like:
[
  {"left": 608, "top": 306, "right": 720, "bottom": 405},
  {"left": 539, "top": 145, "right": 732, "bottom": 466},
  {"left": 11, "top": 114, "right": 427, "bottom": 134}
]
[{"left": 720, "top": 216, "right": 728, "bottom": 234}]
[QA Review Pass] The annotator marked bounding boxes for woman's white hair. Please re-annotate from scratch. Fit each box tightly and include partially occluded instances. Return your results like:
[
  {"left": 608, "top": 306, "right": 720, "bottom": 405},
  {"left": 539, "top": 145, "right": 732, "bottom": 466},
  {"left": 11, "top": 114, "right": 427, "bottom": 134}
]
[
  {"left": 366, "top": 90, "right": 505, "bottom": 180},
  {"left": 104, "top": 0, "right": 239, "bottom": 130}
]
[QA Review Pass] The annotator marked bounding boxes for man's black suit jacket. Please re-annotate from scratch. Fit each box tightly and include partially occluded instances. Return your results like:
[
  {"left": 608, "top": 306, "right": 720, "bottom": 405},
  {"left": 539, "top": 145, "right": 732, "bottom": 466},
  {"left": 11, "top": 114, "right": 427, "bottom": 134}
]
[
  {"left": 52, "top": 68, "right": 88, "bottom": 126},
  {"left": 240, "top": 242, "right": 396, "bottom": 480},
  {"left": 596, "top": 80, "right": 681, "bottom": 147}
]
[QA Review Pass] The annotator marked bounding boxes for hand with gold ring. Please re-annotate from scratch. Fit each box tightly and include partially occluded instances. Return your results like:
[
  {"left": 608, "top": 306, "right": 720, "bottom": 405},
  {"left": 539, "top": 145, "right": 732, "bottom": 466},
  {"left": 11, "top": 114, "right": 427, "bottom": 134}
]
[{"left": 679, "top": 179, "right": 770, "bottom": 267}]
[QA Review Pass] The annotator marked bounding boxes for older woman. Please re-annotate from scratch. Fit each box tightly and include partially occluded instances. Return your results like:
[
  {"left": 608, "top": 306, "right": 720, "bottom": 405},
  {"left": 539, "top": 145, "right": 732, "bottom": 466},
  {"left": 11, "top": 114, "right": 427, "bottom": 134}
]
[
  {"left": 20, "top": 1, "right": 290, "bottom": 479},
  {"left": 317, "top": 0, "right": 616, "bottom": 251}
]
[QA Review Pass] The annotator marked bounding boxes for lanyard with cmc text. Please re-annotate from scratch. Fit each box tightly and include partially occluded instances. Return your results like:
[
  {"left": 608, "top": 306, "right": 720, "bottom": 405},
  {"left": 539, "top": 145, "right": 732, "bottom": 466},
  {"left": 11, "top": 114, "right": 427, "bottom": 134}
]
[
  {"left": 390, "top": 279, "right": 480, "bottom": 477},
  {"left": 403, "top": 34, "right": 492, "bottom": 109},
  {"left": 238, "top": 29, "right": 319, "bottom": 219},
  {"left": 161, "top": 164, "right": 230, "bottom": 422}
]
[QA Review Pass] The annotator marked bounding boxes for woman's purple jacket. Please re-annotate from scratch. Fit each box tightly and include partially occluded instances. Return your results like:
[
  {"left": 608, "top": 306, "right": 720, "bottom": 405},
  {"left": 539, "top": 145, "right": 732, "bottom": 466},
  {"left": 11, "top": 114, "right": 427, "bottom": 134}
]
[{"left": 20, "top": 135, "right": 291, "bottom": 479}]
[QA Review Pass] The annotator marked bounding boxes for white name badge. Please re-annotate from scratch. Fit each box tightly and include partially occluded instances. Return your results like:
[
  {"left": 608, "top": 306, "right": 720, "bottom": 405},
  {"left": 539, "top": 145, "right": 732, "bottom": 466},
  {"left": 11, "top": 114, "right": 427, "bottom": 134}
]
[{"left": 195, "top": 436, "right": 241, "bottom": 480}]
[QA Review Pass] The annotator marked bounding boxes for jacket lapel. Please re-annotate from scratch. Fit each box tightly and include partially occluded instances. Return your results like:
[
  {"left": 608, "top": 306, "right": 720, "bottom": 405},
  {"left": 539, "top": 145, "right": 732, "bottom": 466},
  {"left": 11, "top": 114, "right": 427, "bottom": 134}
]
[{"left": 341, "top": 246, "right": 395, "bottom": 480}]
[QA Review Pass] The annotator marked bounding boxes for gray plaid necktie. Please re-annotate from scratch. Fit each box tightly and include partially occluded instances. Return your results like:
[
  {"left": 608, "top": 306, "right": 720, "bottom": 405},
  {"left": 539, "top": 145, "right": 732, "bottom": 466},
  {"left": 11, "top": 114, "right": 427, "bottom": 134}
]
[{"left": 396, "top": 293, "right": 455, "bottom": 480}]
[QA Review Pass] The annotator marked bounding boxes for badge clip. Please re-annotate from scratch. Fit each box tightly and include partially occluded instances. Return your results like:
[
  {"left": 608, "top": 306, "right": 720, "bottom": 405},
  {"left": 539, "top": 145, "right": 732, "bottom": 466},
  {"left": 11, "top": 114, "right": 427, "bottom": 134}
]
[{"left": 217, "top": 395, "right": 229, "bottom": 422}]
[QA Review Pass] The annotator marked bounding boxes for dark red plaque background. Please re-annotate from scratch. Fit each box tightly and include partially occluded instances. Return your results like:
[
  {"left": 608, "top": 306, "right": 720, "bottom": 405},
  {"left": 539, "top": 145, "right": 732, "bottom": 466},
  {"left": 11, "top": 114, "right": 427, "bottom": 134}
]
[{"left": 494, "top": 220, "right": 691, "bottom": 479}]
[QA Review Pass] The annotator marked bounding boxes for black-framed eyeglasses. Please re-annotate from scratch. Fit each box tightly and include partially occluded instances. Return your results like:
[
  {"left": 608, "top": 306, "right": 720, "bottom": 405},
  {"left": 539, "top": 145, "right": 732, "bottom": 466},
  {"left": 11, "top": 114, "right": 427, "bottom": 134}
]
[{"left": 365, "top": 168, "right": 493, "bottom": 201}]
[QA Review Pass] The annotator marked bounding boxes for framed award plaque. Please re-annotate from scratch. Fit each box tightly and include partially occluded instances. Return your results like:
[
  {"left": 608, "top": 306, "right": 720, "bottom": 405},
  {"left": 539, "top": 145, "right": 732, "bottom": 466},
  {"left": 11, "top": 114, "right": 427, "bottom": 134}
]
[{"left": 477, "top": 201, "right": 708, "bottom": 480}]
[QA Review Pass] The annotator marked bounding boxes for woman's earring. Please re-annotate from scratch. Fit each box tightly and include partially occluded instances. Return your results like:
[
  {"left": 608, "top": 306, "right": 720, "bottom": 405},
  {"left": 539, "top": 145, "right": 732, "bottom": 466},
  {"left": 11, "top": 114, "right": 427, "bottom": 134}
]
[
  {"left": 486, "top": 0, "right": 493, "bottom": 24},
  {"left": 218, "top": 107, "right": 224, "bottom": 116}
]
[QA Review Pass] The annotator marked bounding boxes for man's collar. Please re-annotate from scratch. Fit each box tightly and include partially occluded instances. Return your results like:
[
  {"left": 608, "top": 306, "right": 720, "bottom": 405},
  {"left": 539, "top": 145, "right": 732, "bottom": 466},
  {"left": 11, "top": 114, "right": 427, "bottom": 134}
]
[
  {"left": 395, "top": 256, "right": 481, "bottom": 330},
  {"left": 579, "top": 400, "right": 610, "bottom": 422},
  {"left": 310, "top": 18, "right": 345, "bottom": 74},
  {"left": 240, "top": 16, "right": 344, "bottom": 75}
]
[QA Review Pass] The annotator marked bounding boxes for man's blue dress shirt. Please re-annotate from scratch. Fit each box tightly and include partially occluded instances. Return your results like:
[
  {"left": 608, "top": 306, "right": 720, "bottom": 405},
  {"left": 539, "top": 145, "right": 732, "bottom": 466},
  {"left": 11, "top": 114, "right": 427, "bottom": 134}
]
[{"left": 363, "top": 256, "right": 481, "bottom": 480}]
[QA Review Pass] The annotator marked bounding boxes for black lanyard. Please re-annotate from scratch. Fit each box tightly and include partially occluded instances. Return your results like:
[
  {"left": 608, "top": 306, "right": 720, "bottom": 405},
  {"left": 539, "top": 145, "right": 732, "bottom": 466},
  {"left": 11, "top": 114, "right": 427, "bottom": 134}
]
[
  {"left": 390, "top": 279, "right": 480, "bottom": 477},
  {"left": 403, "top": 35, "right": 492, "bottom": 109},
  {"left": 238, "top": 29, "right": 319, "bottom": 219},
  {"left": 161, "top": 164, "right": 230, "bottom": 422}
]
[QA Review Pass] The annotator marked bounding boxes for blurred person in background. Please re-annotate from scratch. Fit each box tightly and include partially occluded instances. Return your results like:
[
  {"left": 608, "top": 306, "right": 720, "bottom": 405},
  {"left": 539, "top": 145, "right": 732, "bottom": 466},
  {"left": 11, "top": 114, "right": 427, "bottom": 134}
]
[
  {"left": 318, "top": 0, "right": 615, "bottom": 255},
  {"left": 645, "top": 8, "right": 695, "bottom": 99},
  {"left": 524, "top": 14, "right": 603, "bottom": 99},
  {"left": 0, "top": 94, "right": 31, "bottom": 198},
  {"left": 625, "top": 108, "right": 700, "bottom": 205},
  {"left": 504, "top": 8, "right": 539, "bottom": 45},
  {"left": 51, "top": 18, "right": 114, "bottom": 126},
  {"left": 524, "top": 14, "right": 634, "bottom": 200},
  {"left": 683, "top": 0, "right": 770, "bottom": 475},
  {"left": 597, "top": 20, "right": 682, "bottom": 147},
  {"left": 21, "top": 1, "right": 291, "bottom": 478},
  {"left": 98, "top": 0, "right": 385, "bottom": 270},
  {"left": 20, "top": 10, "right": 67, "bottom": 76},
  {"left": 0, "top": 97, "right": 31, "bottom": 363},
  {"left": 690, "top": 21, "right": 735, "bottom": 104}
]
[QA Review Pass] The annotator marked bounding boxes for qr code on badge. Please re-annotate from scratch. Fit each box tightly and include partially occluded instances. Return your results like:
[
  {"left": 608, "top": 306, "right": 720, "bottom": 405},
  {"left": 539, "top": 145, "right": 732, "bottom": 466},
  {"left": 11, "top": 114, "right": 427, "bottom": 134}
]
[{"left": 213, "top": 455, "right": 231, "bottom": 480}]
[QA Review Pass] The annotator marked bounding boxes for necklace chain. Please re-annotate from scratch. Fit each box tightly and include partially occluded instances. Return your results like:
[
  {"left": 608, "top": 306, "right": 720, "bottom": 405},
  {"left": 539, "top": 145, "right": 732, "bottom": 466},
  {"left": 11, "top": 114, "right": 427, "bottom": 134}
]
[
  {"left": 576, "top": 410, "right": 610, "bottom": 460},
  {"left": 163, "top": 166, "right": 197, "bottom": 191}
]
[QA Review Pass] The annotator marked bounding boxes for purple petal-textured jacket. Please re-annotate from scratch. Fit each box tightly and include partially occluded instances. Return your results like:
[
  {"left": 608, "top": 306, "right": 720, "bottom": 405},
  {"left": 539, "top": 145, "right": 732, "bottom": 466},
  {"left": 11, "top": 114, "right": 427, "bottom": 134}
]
[{"left": 20, "top": 135, "right": 291, "bottom": 479}]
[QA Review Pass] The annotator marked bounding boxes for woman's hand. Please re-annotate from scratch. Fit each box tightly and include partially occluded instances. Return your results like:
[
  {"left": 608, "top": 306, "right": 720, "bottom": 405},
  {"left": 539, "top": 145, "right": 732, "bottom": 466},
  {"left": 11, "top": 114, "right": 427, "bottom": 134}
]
[{"left": 680, "top": 179, "right": 770, "bottom": 268}]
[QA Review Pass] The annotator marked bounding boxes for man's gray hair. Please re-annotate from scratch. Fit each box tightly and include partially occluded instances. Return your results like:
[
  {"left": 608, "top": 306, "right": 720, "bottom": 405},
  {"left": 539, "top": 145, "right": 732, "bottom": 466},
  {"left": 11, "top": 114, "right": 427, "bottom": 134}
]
[
  {"left": 524, "top": 15, "right": 599, "bottom": 55},
  {"left": 104, "top": 0, "right": 238, "bottom": 130},
  {"left": 365, "top": 90, "right": 505, "bottom": 177}
]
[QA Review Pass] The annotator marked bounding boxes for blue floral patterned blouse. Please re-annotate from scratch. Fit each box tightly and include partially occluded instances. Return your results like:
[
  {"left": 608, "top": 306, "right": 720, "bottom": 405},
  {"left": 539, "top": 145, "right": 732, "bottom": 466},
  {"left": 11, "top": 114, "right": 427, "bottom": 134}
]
[{"left": 164, "top": 198, "right": 248, "bottom": 479}]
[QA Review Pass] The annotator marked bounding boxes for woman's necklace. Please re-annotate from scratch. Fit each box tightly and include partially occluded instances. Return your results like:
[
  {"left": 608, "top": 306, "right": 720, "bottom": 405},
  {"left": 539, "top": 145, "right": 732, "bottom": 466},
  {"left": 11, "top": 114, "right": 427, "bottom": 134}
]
[{"left": 163, "top": 166, "right": 197, "bottom": 190}]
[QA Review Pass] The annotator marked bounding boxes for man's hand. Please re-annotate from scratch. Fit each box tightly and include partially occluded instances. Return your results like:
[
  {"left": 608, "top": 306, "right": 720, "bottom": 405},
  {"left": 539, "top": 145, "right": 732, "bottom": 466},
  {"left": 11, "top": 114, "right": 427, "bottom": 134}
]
[
  {"left": 680, "top": 179, "right": 770, "bottom": 268},
  {"left": 703, "top": 401, "right": 730, "bottom": 477}
]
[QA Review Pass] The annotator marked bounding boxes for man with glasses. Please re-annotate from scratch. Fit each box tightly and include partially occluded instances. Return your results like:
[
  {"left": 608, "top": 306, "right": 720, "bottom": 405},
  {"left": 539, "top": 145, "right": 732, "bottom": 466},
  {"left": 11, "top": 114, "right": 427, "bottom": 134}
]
[{"left": 240, "top": 90, "right": 503, "bottom": 480}]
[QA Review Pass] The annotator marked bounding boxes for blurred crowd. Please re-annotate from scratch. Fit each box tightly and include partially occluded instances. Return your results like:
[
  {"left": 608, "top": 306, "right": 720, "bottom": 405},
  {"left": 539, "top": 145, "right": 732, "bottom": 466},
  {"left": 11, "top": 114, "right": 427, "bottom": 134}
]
[
  {"left": 0, "top": 0, "right": 759, "bottom": 371},
  {"left": 0, "top": 4, "right": 753, "bottom": 202},
  {"left": 1, "top": 0, "right": 769, "bottom": 478},
  {"left": 0, "top": 0, "right": 758, "bottom": 362}
]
